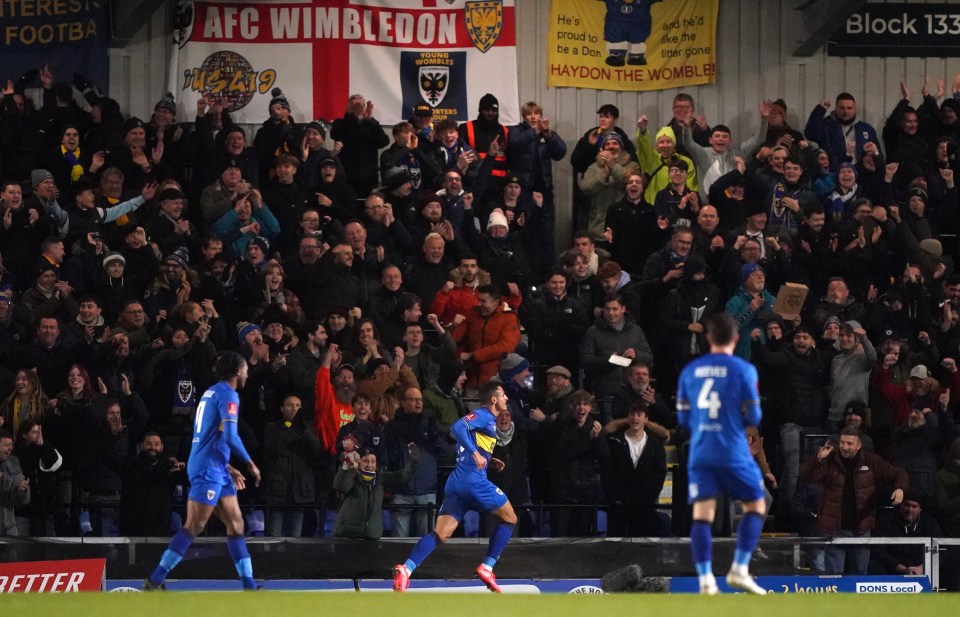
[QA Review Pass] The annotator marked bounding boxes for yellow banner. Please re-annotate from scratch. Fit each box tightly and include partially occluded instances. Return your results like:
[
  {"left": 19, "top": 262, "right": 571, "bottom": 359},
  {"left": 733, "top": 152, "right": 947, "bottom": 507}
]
[{"left": 547, "top": 0, "right": 718, "bottom": 91}]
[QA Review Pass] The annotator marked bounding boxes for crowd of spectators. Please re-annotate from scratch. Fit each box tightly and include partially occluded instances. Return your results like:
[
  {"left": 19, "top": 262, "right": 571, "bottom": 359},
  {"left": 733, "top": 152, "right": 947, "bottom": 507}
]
[{"left": 1, "top": 64, "right": 960, "bottom": 578}]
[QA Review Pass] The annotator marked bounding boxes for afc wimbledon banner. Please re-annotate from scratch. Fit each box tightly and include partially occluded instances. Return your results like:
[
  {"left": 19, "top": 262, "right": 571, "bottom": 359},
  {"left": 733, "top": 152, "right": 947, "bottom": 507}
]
[
  {"left": 547, "top": 0, "right": 718, "bottom": 91},
  {"left": 171, "top": 0, "right": 520, "bottom": 125}
]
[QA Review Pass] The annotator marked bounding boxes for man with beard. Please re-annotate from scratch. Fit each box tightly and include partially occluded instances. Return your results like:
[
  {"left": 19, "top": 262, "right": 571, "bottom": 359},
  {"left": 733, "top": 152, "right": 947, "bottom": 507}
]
[
  {"left": 119, "top": 431, "right": 184, "bottom": 536},
  {"left": 800, "top": 426, "right": 907, "bottom": 575},
  {"left": 604, "top": 171, "right": 665, "bottom": 275},
  {"left": 313, "top": 243, "right": 361, "bottom": 317},
  {"left": 145, "top": 352, "right": 262, "bottom": 590},
  {"left": 315, "top": 343, "right": 356, "bottom": 456},
  {"left": 431, "top": 254, "right": 521, "bottom": 328},
  {"left": 805, "top": 93, "right": 880, "bottom": 171},
  {"left": 872, "top": 490, "right": 942, "bottom": 575}
]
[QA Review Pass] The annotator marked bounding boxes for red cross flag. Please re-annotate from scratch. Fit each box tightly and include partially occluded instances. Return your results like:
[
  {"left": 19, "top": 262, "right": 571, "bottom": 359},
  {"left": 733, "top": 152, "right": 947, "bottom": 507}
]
[{"left": 171, "top": 0, "right": 519, "bottom": 125}]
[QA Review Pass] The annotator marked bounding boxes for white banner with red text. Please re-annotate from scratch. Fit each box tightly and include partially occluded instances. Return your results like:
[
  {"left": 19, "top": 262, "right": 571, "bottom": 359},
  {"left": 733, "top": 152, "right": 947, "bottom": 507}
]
[
  {"left": 0, "top": 558, "right": 105, "bottom": 593},
  {"left": 170, "top": 0, "right": 520, "bottom": 125}
]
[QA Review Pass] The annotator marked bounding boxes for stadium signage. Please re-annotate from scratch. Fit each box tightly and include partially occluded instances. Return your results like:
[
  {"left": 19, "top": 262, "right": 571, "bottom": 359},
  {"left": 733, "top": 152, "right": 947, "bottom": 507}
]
[
  {"left": 828, "top": 3, "right": 960, "bottom": 57},
  {"left": 0, "top": 558, "right": 105, "bottom": 593}
]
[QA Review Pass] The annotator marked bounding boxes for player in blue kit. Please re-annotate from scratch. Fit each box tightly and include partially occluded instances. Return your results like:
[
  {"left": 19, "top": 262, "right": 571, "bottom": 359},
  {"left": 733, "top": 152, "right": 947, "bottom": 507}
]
[
  {"left": 676, "top": 313, "right": 766, "bottom": 595},
  {"left": 393, "top": 381, "right": 518, "bottom": 592},
  {"left": 144, "top": 351, "right": 262, "bottom": 590}
]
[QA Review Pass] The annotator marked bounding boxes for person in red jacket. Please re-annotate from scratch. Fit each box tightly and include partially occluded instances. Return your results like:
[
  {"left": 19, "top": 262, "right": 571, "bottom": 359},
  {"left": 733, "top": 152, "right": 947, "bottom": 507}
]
[
  {"left": 872, "top": 362, "right": 947, "bottom": 427},
  {"left": 451, "top": 284, "right": 520, "bottom": 392},
  {"left": 430, "top": 255, "right": 521, "bottom": 328},
  {"left": 315, "top": 343, "right": 356, "bottom": 455}
]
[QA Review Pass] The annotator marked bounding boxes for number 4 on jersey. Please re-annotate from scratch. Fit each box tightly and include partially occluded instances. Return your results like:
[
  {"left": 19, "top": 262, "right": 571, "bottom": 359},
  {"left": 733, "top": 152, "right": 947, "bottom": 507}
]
[{"left": 697, "top": 378, "right": 721, "bottom": 419}]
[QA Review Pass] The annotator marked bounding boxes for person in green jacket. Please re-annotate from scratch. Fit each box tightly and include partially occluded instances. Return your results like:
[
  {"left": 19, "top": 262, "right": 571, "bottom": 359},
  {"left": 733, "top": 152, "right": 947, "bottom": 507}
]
[{"left": 332, "top": 444, "right": 420, "bottom": 539}]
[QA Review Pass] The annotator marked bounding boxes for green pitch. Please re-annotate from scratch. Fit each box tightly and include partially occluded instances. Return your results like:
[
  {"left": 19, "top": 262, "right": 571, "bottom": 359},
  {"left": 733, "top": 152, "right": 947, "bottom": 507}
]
[{"left": 3, "top": 592, "right": 959, "bottom": 617}]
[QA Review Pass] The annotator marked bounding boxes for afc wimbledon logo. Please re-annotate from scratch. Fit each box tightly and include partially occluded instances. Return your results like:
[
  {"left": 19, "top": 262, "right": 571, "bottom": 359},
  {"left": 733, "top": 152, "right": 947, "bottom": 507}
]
[
  {"left": 465, "top": 1, "right": 502, "bottom": 53},
  {"left": 420, "top": 66, "right": 449, "bottom": 106},
  {"left": 178, "top": 380, "right": 194, "bottom": 405}
]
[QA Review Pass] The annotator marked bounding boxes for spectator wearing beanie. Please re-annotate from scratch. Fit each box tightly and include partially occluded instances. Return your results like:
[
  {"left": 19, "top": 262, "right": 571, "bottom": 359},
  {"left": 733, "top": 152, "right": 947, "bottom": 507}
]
[
  {"left": 725, "top": 262, "right": 774, "bottom": 359},
  {"left": 253, "top": 88, "right": 302, "bottom": 187}
]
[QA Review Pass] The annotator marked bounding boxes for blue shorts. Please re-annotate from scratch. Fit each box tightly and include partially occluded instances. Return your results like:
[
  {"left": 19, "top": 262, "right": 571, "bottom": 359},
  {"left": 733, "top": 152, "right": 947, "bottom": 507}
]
[
  {"left": 188, "top": 471, "right": 237, "bottom": 506},
  {"left": 687, "top": 462, "right": 764, "bottom": 504},
  {"left": 438, "top": 474, "right": 508, "bottom": 521}
]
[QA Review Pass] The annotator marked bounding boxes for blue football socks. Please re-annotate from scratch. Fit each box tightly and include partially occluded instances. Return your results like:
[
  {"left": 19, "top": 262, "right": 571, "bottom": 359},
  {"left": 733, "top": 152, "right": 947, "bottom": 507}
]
[
  {"left": 149, "top": 528, "right": 194, "bottom": 585},
  {"left": 690, "top": 520, "right": 713, "bottom": 577},
  {"left": 404, "top": 531, "right": 440, "bottom": 573},
  {"left": 482, "top": 522, "right": 514, "bottom": 568},
  {"left": 227, "top": 535, "right": 257, "bottom": 590},
  {"left": 733, "top": 512, "right": 764, "bottom": 568}
]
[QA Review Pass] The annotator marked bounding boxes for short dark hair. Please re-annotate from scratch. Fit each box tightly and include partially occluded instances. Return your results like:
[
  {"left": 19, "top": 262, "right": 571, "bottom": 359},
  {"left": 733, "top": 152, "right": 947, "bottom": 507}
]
[
  {"left": 397, "top": 292, "right": 422, "bottom": 313},
  {"left": 215, "top": 351, "right": 247, "bottom": 381},
  {"left": 836, "top": 92, "right": 856, "bottom": 104},
  {"left": 0, "top": 429, "right": 12, "bottom": 441},
  {"left": 783, "top": 156, "right": 805, "bottom": 169},
  {"left": 712, "top": 124, "right": 732, "bottom": 137},
  {"left": 478, "top": 380, "right": 503, "bottom": 404},
  {"left": 77, "top": 293, "right": 102, "bottom": 307},
  {"left": 142, "top": 430, "right": 162, "bottom": 442},
  {"left": 704, "top": 313, "right": 737, "bottom": 346},
  {"left": 435, "top": 118, "right": 458, "bottom": 134},
  {"left": 626, "top": 402, "right": 648, "bottom": 416},
  {"left": 573, "top": 229, "right": 593, "bottom": 242},
  {"left": 41, "top": 237, "right": 63, "bottom": 253},
  {"left": 840, "top": 425, "right": 862, "bottom": 440},
  {"left": 477, "top": 283, "right": 500, "bottom": 299},
  {"left": 298, "top": 319, "right": 324, "bottom": 340},
  {"left": 545, "top": 267, "right": 568, "bottom": 283}
]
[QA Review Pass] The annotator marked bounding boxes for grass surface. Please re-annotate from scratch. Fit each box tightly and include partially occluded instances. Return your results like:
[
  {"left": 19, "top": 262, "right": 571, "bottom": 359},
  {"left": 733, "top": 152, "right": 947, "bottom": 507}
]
[{"left": 2, "top": 592, "right": 959, "bottom": 617}]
